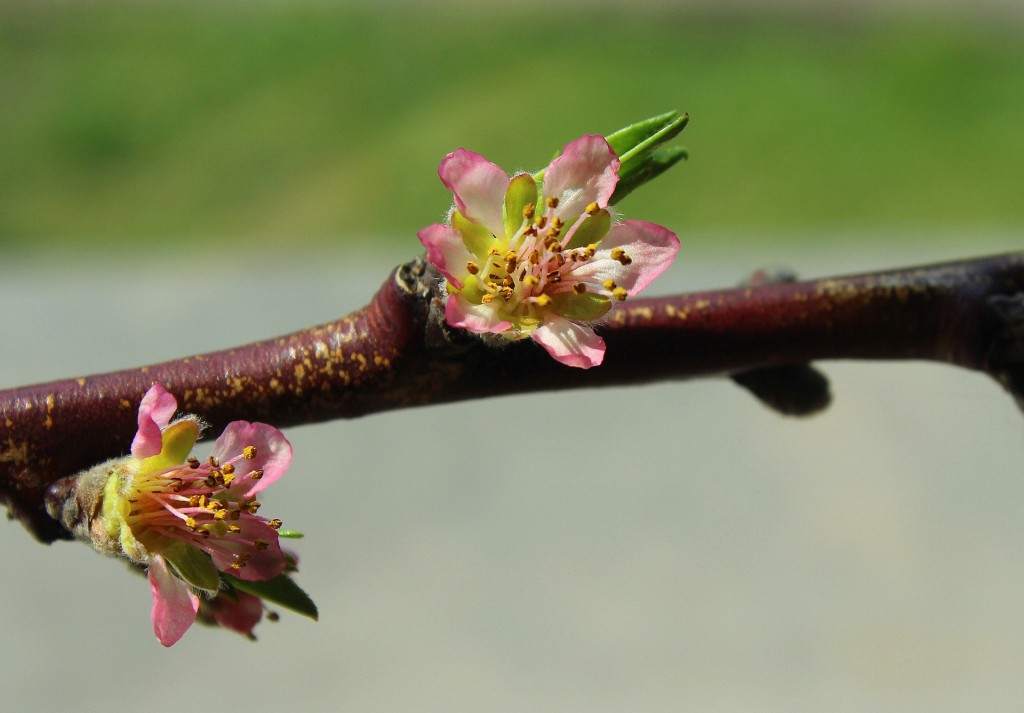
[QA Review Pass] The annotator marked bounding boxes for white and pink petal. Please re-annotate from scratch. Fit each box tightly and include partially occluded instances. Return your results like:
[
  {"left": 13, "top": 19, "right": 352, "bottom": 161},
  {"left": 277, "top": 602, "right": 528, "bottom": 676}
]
[
  {"left": 445, "top": 295, "right": 512, "bottom": 335},
  {"left": 132, "top": 384, "right": 179, "bottom": 458},
  {"left": 439, "top": 149, "right": 509, "bottom": 238},
  {"left": 542, "top": 136, "right": 620, "bottom": 221},
  {"left": 571, "top": 220, "right": 680, "bottom": 297},
  {"left": 148, "top": 554, "right": 200, "bottom": 647},
  {"left": 213, "top": 421, "right": 293, "bottom": 498},
  {"left": 531, "top": 317, "right": 606, "bottom": 369},
  {"left": 202, "top": 517, "right": 286, "bottom": 582},
  {"left": 417, "top": 223, "right": 475, "bottom": 289}
]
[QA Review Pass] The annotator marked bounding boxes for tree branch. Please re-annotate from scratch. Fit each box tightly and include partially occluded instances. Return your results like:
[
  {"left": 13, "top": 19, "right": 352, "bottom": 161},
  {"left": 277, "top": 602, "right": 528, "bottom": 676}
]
[{"left": 3, "top": 251, "right": 1022, "bottom": 544}]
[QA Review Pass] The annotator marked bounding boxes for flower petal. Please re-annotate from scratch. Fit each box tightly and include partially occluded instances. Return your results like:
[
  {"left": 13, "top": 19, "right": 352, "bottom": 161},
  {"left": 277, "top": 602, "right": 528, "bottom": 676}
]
[
  {"left": 148, "top": 554, "right": 200, "bottom": 647},
  {"left": 439, "top": 148, "right": 509, "bottom": 238},
  {"left": 542, "top": 136, "right": 620, "bottom": 221},
  {"left": 417, "top": 223, "right": 475, "bottom": 289},
  {"left": 132, "top": 384, "right": 178, "bottom": 458},
  {"left": 205, "top": 517, "right": 286, "bottom": 582},
  {"left": 531, "top": 317, "right": 606, "bottom": 369},
  {"left": 571, "top": 220, "right": 680, "bottom": 297},
  {"left": 205, "top": 590, "right": 264, "bottom": 638},
  {"left": 445, "top": 295, "right": 512, "bottom": 334},
  {"left": 213, "top": 421, "right": 293, "bottom": 497}
]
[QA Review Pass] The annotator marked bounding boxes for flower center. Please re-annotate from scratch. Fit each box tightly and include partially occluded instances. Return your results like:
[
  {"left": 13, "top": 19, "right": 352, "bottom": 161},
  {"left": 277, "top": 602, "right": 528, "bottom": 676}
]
[
  {"left": 465, "top": 198, "right": 631, "bottom": 329},
  {"left": 122, "top": 444, "right": 281, "bottom": 569}
]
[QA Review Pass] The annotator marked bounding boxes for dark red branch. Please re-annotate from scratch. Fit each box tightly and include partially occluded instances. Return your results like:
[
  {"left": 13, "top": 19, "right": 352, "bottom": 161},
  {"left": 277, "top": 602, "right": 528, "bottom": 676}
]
[{"left": 3, "top": 251, "right": 1022, "bottom": 543}]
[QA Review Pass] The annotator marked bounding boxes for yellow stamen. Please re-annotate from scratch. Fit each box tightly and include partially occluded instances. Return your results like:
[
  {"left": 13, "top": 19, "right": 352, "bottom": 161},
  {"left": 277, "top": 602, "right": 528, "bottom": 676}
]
[
  {"left": 522, "top": 203, "right": 535, "bottom": 219},
  {"left": 268, "top": 519, "right": 283, "bottom": 529},
  {"left": 613, "top": 287, "right": 628, "bottom": 301},
  {"left": 466, "top": 261, "right": 480, "bottom": 275},
  {"left": 250, "top": 469, "right": 264, "bottom": 480},
  {"left": 546, "top": 196, "right": 559, "bottom": 209},
  {"left": 242, "top": 446, "right": 257, "bottom": 460},
  {"left": 221, "top": 463, "right": 235, "bottom": 476},
  {"left": 523, "top": 275, "right": 540, "bottom": 286},
  {"left": 535, "top": 294, "right": 551, "bottom": 307},
  {"left": 586, "top": 201, "right": 600, "bottom": 215},
  {"left": 187, "top": 457, "right": 200, "bottom": 469},
  {"left": 603, "top": 279, "right": 617, "bottom": 290}
]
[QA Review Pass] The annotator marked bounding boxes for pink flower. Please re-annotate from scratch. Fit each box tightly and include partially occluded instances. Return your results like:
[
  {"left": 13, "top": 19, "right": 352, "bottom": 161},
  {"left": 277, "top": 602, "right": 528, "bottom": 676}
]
[
  {"left": 101, "top": 384, "right": 293, "bottom": 646},
  {"left": 418, "top": 135, "right": 680, "bottom": 368}
]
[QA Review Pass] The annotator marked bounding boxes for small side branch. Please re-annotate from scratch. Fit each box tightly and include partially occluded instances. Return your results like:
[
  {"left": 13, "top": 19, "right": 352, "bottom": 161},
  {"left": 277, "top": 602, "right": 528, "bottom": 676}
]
[{"left": 3, "top": 251, "right": 1022, "bottom": 543}]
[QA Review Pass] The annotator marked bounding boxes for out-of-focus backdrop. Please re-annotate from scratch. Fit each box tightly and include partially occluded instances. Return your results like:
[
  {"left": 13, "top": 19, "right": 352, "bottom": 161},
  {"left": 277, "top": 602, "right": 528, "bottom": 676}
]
[
  {"left": 3, "top": 0, "right": 1024, "bottom": 251},
  {"left": 1, "top": 1, "right": 1023, "bottom": 711}
]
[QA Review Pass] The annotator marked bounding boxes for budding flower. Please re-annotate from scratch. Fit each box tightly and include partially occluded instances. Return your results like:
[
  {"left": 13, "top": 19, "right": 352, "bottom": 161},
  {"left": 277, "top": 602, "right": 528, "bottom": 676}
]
[{"left": 46, "top": 384, "right": 316, "bottom": 646}]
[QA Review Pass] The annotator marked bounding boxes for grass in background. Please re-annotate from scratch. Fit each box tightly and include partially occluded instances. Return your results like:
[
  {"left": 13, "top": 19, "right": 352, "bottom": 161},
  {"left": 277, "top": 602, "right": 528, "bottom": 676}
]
[{"left": 1, "top": 2, "right": 1023, "bottom": 252}]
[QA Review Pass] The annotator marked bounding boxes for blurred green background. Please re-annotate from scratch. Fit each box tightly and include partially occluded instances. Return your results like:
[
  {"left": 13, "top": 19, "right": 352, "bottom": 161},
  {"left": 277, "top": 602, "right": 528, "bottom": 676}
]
[{"left": 2, "top": 0, "right": 1023, "bottom": 253}]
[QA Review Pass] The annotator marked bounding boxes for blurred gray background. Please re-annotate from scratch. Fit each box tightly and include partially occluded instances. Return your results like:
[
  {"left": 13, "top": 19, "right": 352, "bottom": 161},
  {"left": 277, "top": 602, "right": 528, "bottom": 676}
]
[{"left": 1, "top": 234, "right": 1021, "bottom": 712}]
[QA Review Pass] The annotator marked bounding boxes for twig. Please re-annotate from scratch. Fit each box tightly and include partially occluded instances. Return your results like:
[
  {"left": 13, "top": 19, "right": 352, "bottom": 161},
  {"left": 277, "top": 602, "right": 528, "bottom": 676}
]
[{"left": 3, "top": 251, "right": 1022, "bottom": 544}]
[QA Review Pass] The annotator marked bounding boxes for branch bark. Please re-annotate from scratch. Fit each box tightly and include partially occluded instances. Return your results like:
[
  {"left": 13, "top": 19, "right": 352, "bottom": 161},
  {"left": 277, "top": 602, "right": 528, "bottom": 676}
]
[{"left": 3, "top": 251, "right": 1022, "bottom": 544}]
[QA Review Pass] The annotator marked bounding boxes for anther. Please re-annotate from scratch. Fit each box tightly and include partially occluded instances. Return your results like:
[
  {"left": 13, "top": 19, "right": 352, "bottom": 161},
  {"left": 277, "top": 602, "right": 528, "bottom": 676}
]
[
  {"left": 222, "top": 463, "right": 235, "bottom": 476},
  {"left": 523, "top": 203, "right": 535, "bottom": 219},
  {"left": 603, "top": 279, "right": 617, "bottom": 290},
  {"left": 228, "top": 524, "right": 241, "bottom": 533},
  {"left": 546, "top": 196, "right": 559, "bottom": 209},
  {"left": 208, "top": 456, "right": 219, "bottom": 468},
  {"left": 250, "top": 469, "right": 264, "bottom": 480},
  {"left": 610, "top": 247, "right": 632, "bottom": 265},
  {"left": 214, "top": 509, "right": 228, "bottom": 520},
  {"left": 481, "top": 294, "right": 494, "bottom": 303},
  {"left": 243, "top": 446, "right": 257, "bottom": 460},
  {"left": 534, "top": 216, "right": 547, "bottom": 229},
  {"left": 185, "top": 517, "right": 197, "bottom": 531},
  {"left": 268, "top": 519, "right": 283, "bottom": 529},
  {"left": 186, "top": 457, "right": 200, "bottom": 469},
  {"left": 573, "top": 283, "right": 587, "bottom": 295},
  {"left": 535, "top": 294, "right": 551, "bottom": 307},
  {"left": 466, "top": 261, "right": 480, "bottom": 275},
  {"left": 255, "top": 539, "right": 270, "bottom": 551},
  {"left": 488, "top": 246, "right": 501, "bottom": 256},
  {"left": 586, "top": 201, "right": 600, "bottom": 215},
  {"left": 523, "top": 275, "right": 540, "bottom": 286},
  {"left": 613, "top": 287, "right": 628, "bottom": 301}
]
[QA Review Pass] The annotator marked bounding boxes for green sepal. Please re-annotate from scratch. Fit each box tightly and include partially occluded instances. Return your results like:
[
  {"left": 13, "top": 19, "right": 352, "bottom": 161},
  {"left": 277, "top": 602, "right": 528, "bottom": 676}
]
[
  {"left": 564, "top": 209, "right": 612, "bottom": 250},
  {"left": 277, "top": 530, "right": 304, "bottom": 539},
  {"left": 503, "top": 173, "right": 538, "bottom": 238},
  {"left": 605, "top": 111, "right": 688, "bottom": 161},
  {"left": 551, "top": 292, "right": 612, "bottom": 321},
  {"left": 611, "top": 145, "right": 688, "bottom": 205},
  {"left": 225, "top": 572, "right": 319, "bottom": 621},
  {"left": 164, "top": 541, "right": 220, "bottom": 595},
  {"left": 452, "top": 210, "right": 494, "bottom": 259}
]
